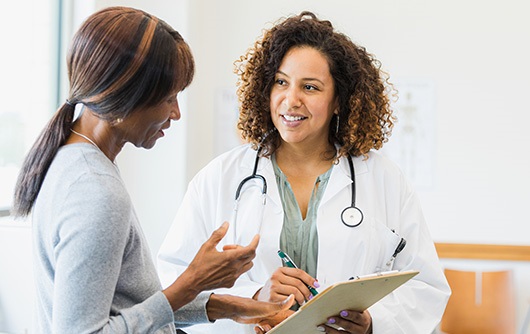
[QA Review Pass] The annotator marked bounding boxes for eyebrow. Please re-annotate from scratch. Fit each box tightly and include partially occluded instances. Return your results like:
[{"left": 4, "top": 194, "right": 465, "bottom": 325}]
[{"left": 276, "top": 70, "right": 326, "bottom": 86}]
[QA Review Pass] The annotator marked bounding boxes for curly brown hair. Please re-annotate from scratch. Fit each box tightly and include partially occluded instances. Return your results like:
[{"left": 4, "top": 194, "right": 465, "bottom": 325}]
[{"left": 234, "top": 11, "right": 396, "bottom": 159}]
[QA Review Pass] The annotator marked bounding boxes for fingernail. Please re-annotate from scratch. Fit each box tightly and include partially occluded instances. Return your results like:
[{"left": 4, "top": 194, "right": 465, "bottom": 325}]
[
  {"left": 308, "top": 294, "right": 313, "bottom": 300},
  {"left": 314, "top": 281, "right": 320, "bottom": 288},
  {"left": 316, "top": 326, "right": 326, "bottom": 332},
  {"left": 340, "top": 310, "right": 349, "bottom": 317},
  {"left": 327, "top": 318, "right": 336, "bottom": 324}
]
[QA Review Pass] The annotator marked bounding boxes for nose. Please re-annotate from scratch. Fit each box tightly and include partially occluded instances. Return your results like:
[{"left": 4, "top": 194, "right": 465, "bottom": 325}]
[
  {"left": 170, "top": 99, "right": 181, "bottom": 121},
  {"left": 283, "top": 86, "right": 302, "bottom": 110}
]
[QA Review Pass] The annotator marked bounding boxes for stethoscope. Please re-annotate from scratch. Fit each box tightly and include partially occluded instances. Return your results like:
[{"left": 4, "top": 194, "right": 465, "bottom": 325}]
[
  {"left": 231, "top": 148, "right": 267, "bottom": 239},
  {"left": 234, "top": 149, "right": 364, "bottom": 228},
  {"left": 233, "top": 148, "right": 407, "bottom": 265}
]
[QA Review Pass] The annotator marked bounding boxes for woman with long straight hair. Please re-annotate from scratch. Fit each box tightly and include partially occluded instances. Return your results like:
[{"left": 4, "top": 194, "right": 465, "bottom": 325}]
[{"left": 13, "top": 6, "right": 292, "bottom": 333}]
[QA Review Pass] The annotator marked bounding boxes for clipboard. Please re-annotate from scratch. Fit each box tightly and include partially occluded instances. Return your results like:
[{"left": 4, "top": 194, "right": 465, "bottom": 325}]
[{"left": 268, "top": 270, "right": 419, "bottom": 334}]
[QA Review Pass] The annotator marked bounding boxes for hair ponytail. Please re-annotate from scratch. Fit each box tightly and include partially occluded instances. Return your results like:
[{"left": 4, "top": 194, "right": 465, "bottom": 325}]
[{"left": 12, "top": 102, "right": 75, "bottom": 217}]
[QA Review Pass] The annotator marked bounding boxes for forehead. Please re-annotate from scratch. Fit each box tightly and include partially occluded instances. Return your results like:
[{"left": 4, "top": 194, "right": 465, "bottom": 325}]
[{"left": 278, "top": 46, "right": 332, "bottom": 79}]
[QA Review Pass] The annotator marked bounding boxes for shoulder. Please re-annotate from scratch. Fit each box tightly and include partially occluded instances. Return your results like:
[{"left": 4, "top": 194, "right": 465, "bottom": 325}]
[
  {"left": 347, "top": 150, "right": 402, "bottom": 175},
  {"left": 365, "top": 150, "right": 404, "bottom": 175},
  {"left": 34, "top": 145, "right": 133, "bottom": 249},
  {"left": 349, "top": 150, "right": 411, "bottom": 189},
  {"left": 47, "top": 145, "right": 131, "bottom": 222},
  {"left": 192, "top": 144, "right": 256, "bottom": 181}
]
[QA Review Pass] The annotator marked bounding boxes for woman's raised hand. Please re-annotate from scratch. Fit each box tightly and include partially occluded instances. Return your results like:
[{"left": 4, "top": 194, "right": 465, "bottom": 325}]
[{"left": 163, "top": 222, "right": 259, "bottom": 310}]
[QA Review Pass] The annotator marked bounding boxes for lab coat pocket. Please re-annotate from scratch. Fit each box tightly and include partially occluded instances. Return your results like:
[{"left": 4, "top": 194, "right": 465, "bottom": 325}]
[{"left": 370, "top": 221, "right": 403, "bottom": 272}]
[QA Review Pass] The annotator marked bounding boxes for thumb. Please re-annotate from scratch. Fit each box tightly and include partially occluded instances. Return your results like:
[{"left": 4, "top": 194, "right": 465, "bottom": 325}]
[
  {"left": 246, "top": 234, "right": 260, "bottom": 251},
  {"left": 207, "top": 221, "right": 229, "bottom": 247},
  {"left": 279, "top": 294, "right": 295, "bottom": 310}
]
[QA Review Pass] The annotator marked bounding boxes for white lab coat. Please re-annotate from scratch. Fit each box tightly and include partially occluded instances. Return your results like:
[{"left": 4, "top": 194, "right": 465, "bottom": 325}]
[{"left": 158, "top": 144, "right": 450, "bottom": 334}]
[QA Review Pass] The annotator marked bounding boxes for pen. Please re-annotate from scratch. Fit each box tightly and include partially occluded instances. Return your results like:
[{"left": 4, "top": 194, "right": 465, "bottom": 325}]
[
  {"left": 277, "top": 250, "right": 319, "bottom": 296},
  {"left": 386, "top": 237, "right": 407, "bottom": 267}
]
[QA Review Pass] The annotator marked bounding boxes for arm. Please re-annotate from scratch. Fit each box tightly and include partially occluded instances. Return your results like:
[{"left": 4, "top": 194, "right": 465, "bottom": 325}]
[
  {"left": 206, "top": 293, "right": 294, "bottom": 326},
  {"left": 51, "top": 174, "right": 174, "bottom": 333}
]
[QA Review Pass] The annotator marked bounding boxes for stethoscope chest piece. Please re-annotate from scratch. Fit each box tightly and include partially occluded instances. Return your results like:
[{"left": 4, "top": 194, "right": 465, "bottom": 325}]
[
  {"left": 341, "top": 206, "right": 363, "bottom": 228},
  {"left": 341, "top": 154, "right": 364, "bottom": 228}
]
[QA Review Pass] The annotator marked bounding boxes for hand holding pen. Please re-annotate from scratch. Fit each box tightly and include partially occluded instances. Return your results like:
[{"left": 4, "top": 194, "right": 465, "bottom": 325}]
[
  {"left": 254, "top": 250, "right": 320, "bottom": 306},
  {"left": 277, "top": 250, "right": 319, "bottom": 299}
]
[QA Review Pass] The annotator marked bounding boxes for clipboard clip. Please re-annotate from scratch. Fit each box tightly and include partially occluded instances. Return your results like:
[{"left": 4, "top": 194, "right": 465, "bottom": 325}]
[{"left": 348, "top": 270, "right": 400, "bottom": 281}]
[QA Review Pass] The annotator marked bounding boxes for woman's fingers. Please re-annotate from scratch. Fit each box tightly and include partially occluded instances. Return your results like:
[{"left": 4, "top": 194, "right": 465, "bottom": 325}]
[
  {"left": 317, "top": 310, "right": 372, "bottom": 334},
  {"left": 206, "top": 221, "right": 229, "bottom": 246},
  {"left": 257, "top": 267, "right": 317, "bottom": 305},
  {"left": 184, "top": 223, "right": 261, "bottom": 291}
]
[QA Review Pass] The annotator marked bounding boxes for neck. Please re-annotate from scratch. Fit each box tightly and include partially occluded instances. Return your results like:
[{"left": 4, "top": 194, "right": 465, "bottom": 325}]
[
  {"left": 275, "top": 141, "right": 336, "bottom": 174},
  {"left": 67, "top": 109, "right": 124, "bottom": 162}
]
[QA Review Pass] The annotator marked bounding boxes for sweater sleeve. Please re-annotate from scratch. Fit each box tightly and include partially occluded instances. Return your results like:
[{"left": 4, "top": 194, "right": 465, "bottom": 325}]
[{"left": 51, "top": 172, "right": 175, "bottom": 333}]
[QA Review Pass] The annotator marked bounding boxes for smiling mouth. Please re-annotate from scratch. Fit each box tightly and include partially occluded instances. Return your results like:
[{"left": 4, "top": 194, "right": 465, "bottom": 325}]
[{"left": 282, "top": 114, "right": 307, "bottom": 121}]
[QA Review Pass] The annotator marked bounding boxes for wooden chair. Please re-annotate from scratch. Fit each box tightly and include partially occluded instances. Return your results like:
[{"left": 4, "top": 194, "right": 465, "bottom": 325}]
[{"left": 440, "top": 269, "right": 515, "bottom": 334}]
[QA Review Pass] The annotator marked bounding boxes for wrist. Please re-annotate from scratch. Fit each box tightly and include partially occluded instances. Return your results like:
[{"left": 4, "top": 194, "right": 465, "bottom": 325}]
[
  {"left": 163, "top": 273, "right": 201, "bottom": 311},
  {"left": 206, "top": 294, "right": 238, "bottom": 321}
]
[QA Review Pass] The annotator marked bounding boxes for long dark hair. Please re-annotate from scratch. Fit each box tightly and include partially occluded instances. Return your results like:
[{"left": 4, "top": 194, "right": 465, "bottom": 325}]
[{"left": 12, "top": 7, "right": 194, "bottom": 217}]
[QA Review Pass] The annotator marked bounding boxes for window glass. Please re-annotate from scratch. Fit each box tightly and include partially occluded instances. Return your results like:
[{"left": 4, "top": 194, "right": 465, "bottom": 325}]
[{"left": 0, "top": 1, "right": 59, "bottom": 213}]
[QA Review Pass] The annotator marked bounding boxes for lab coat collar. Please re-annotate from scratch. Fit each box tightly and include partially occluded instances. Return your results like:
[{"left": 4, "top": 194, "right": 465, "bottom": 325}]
[{"left": 320, "top": 154, "right": 369, "bottom": 206}]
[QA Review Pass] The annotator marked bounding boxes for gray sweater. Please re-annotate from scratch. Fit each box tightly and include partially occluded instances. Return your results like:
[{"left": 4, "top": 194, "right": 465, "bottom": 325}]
[{"left": 32, "top": 144, "right": 210, "bottom": 333}]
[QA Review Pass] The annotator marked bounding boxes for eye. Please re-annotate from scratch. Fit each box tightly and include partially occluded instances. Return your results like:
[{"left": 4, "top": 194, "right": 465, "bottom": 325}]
[
  {"left": 167, "top": 94, "right": 178, "bottom": 104},
  {"left": 275, "top": 78, "right": 287, "bottom": 86},
  {"left": 304, "top": 84, "right": 318, "bottom": 91}
]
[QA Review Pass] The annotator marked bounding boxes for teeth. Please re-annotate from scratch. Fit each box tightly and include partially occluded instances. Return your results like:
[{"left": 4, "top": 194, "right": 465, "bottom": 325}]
[{"left": 283, "top": 115, "right": 305, "bottom": 121}]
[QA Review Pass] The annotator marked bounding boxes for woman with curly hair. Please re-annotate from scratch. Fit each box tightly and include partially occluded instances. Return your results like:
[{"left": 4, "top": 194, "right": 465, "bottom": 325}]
[{"left": 159, "top": 11, "right": 449, "bottom": 334}]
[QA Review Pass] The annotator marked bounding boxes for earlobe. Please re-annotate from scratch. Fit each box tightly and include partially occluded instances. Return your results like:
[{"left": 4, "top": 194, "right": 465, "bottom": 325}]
[{"left": 110, "top": 117, "right": 124, "bottom": 127}]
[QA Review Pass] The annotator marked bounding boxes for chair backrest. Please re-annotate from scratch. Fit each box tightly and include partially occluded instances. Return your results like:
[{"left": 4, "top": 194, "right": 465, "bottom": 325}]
[{"left": 441, "top": 269, "right": 515, "bottom": 334}]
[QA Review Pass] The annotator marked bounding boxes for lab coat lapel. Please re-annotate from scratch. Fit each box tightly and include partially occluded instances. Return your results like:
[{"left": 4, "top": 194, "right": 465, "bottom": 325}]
[
  {"left": 321, "top": 155, "right": 370, "bottom": 206},
  {"left": 320, "top": 156, "right": 354, "bottom": 206}
]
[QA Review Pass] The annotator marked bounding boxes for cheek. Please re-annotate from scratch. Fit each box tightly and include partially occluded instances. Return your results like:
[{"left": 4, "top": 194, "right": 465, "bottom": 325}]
[{"left": 269, "top": 91, "right": 282, "bottom": 110}]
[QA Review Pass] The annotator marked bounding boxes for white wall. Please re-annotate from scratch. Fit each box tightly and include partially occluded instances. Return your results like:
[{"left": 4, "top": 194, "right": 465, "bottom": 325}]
[{"left": 0, "top": 220, "right": 34, "bottom": 334}]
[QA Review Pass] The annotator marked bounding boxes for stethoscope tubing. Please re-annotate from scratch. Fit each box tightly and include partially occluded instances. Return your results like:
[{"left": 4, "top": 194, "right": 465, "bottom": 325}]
[{"left": 235, "top": 149, "right": 363, "bottom": 227}]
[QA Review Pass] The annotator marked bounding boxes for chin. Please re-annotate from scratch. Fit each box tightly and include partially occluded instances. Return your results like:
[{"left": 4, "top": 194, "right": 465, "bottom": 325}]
[{"left": 143, "top": 141, "right": 157, "bottom": 150}]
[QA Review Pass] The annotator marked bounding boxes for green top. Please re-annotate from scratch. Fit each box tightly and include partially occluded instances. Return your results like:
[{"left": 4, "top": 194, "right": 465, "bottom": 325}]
[{"left": 273, "top": 155, "right": 333, "bottom": 278}]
